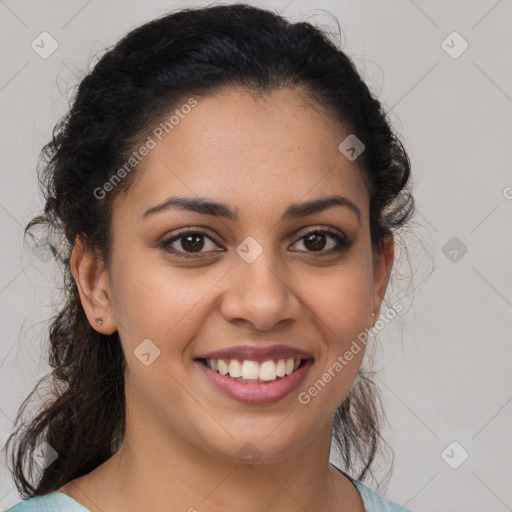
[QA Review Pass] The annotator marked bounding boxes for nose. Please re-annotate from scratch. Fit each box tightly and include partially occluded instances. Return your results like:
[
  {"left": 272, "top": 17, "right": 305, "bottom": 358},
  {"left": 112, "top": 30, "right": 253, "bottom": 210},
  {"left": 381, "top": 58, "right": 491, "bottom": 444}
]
[{"left": 220, "top": 250, "right": 301, "bottom": 331}]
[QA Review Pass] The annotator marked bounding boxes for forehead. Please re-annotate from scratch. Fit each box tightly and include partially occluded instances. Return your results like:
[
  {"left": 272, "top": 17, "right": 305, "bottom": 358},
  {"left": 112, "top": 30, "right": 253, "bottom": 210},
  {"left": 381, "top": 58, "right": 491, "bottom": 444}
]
[{"left": 112, "top": 86, "right": 369, "bottom": 223}]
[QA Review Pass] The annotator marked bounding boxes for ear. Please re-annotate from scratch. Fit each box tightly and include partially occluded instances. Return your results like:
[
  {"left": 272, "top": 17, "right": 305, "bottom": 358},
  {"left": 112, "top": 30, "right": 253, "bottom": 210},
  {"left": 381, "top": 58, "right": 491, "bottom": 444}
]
[
  {"left": 70, "top": 235, "right": 117, "bottom": 334},
  {"left": 371, "top": 234, "right": 394, "bottom": 326}
]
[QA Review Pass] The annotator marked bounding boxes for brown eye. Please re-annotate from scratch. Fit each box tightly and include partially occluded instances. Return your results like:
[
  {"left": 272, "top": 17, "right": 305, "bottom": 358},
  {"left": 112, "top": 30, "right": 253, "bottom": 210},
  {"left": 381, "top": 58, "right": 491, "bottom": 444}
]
[
  {"left": 303, "top": 232, "right": 327, "bottom": 251},
  {"left": 291, "top": 229, "right": 352, "bottom": 255},
  {"left": 161, "top": 231, "right": 221, "bottom": 256},
  {"left": 180, "top": 234, "right": 205, "bottom": 252}
]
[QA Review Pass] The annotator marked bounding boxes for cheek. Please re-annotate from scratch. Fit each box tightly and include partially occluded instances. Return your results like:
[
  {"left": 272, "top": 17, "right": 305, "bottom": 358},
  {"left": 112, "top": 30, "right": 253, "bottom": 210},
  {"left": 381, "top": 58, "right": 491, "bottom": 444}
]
[
  {"left": 309, "top": 254, "right": 374, "bottom": 342},
  {"left": 298, "top": 251, "right": 374, "bottom": 401},
  {"left": 296, "top": 305, "right": 370, "bottom": 417},
  {"left": 108, "top": 258, "right": 217, "bottom": 413},
  {"left": 109, "top": 256, "right": 223, "bottom": 355}
]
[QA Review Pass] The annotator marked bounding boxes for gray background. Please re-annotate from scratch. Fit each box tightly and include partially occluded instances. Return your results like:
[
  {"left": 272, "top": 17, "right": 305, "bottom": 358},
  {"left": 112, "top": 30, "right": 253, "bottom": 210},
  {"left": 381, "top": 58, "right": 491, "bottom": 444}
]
[{"left": 1, "top": 1, "right": 511, "bottom": 511}]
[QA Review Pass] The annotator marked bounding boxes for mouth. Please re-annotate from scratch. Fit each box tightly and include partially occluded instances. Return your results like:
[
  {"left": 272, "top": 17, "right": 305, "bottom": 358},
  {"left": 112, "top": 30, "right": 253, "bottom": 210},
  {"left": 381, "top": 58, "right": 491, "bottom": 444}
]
[
  {"left": 196, "top": 356, "right": 310, "bottom": 383},
  {"left": 194, "top": 356, "right": 314, "bottom": 404}
]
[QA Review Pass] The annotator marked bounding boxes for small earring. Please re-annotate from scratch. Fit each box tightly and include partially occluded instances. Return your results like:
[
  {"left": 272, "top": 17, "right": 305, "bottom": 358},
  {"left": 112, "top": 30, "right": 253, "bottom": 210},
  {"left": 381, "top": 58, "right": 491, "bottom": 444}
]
[
  {"left": 95, "top": 317, "right": 104, "bottom": 327},
  {"left": 372, "top": 312, "right": 375, "bottom": 317}
]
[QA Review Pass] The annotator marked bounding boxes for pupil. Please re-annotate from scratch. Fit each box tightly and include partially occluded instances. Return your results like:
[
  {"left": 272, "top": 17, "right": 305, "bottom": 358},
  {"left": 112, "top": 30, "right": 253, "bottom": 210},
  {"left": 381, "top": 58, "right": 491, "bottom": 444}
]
[
  {"left": 182, "top": 234, "right": 204, "bottom": 252},
  {"left": 305, "top": 232, "right": 325, "bottom": 251}
]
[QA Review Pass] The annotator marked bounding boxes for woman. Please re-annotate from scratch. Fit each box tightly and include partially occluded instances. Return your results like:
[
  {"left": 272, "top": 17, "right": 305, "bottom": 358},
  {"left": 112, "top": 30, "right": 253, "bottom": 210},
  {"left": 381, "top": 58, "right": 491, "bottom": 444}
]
[{"left": 4, "top": 3, "right": 415, "bottom": 511}]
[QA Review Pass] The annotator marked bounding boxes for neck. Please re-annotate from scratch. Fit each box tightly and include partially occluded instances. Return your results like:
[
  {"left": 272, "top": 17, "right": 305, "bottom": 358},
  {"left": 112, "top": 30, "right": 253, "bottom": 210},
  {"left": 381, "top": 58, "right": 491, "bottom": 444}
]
[{"left": 71, "top": 415, "right": 362, "bottom": 512}]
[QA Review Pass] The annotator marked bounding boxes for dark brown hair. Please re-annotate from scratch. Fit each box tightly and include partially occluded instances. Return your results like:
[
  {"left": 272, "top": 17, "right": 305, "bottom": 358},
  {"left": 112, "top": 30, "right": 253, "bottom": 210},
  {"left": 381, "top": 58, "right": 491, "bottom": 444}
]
[{"left": 4, "top": 2, "right": 413, "bottom": 498}]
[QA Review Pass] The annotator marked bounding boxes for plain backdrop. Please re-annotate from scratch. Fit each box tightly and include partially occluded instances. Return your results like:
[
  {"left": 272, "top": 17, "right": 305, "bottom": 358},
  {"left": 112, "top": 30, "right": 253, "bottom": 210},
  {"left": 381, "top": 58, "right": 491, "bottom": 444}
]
[{"left": 0, "top": 1, "right": 511, "bottom": 511}]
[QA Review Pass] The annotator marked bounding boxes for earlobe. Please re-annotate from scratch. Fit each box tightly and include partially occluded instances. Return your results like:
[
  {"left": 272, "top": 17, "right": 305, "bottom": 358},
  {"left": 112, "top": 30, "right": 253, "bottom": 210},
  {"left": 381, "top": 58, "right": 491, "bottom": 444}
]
[
  {"left": 70, "top": 235, "right": 117, "bottom": 334},
  {"left": 371, "top": 235, "right": 394, "bottom": 324}
]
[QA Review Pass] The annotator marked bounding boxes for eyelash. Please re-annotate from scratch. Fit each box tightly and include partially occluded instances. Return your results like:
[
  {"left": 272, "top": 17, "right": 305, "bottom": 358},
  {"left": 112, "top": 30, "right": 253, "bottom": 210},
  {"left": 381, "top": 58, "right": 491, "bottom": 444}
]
[{"left": 160, "top": 228, "right": 353, "bottom": 258}]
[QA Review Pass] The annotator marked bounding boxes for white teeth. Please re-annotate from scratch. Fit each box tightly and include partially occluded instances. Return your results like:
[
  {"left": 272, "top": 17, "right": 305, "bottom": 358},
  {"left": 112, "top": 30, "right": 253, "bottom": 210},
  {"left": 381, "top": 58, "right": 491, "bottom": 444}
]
[
  {"left": 276, "top": 359, "right": 286, "bottom": 377},
  {"left": 241, "top": 360, "right": 259, "bottom": 380},
  {"left": 204, "top": 357, "right": 304, "bottom": 382},
  {"left": 259, "top": 361, "right": 277, "bottom": 381},
  {"left": 217, "top": 359, "right": 229, "bottom": 375},
  {"left": 228, "top": 359, "right": 242, "bottom": 378}
]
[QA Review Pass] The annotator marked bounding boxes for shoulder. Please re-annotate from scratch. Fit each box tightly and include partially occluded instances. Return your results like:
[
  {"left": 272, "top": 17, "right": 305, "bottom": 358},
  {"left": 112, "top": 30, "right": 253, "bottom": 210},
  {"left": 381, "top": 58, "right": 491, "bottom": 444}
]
[
  {"left": 333, "top": 464, "right": 415, "bottom": 512},
  {"left": 5, "top": 492, "right": 90, "bottom": 512},
  {"left": 351, "top": 479, "right": 415, "bottom": 512}
]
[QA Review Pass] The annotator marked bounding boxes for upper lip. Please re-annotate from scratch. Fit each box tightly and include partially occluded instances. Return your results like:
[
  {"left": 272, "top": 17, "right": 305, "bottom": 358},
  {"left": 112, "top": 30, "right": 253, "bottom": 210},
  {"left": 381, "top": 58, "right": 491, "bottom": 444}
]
[{"left": 196, "top": 344, "right": 314, "bottom": 363}]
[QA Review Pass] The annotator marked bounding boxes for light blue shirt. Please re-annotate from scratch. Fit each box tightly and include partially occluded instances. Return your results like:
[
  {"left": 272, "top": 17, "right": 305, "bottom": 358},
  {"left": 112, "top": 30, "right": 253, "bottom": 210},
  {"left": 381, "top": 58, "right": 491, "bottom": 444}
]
[{"left": 5, "top": 476, "right": 415, "bottom": 512}]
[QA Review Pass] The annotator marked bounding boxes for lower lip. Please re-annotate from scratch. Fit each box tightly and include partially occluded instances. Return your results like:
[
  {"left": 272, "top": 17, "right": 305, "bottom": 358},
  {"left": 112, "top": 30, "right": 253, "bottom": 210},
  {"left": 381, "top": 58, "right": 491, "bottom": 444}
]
[{"left": 195, "top": 358, "right": 314, "bottom": 404}]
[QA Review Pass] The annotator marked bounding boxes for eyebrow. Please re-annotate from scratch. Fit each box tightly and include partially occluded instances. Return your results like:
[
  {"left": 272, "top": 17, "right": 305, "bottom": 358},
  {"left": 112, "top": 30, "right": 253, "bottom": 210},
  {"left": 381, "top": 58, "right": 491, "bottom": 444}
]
[{"left": 140, "top": 194, "right": 361, "bottom": 224}]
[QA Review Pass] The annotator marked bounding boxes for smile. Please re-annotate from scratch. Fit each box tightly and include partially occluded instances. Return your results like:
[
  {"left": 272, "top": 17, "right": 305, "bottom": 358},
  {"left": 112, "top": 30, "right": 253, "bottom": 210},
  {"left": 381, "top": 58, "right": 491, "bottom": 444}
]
[
  {"left": 202, "top": 357, "right": 304, "bottom": 382},
  {"left": 195, "top": 357, "right": 314, "bottom": 404}
]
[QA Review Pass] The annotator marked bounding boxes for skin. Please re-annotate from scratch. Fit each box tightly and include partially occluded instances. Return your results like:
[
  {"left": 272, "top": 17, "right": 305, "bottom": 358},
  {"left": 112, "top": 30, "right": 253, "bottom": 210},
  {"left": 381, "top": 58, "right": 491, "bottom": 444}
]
[{"left": 61, "top": 85, "right": 394, "bottom": 512}]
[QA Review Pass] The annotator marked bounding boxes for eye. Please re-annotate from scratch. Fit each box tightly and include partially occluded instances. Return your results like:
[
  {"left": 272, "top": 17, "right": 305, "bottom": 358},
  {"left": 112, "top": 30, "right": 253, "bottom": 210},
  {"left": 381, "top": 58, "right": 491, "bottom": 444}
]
[
  {"left": 160, "top": 230, "right": 222, "bottom": 257},
  {"left": 160, "top": 227, "right": 352, "bottom": 258},
  {"left": 290, "top": 229, "right": 352, "bottom": 255}
]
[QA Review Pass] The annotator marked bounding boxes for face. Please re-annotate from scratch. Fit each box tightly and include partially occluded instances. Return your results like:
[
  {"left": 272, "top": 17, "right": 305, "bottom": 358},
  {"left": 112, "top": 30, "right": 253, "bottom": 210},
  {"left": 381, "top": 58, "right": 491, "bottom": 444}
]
[{"left": 73, "top": 86, "right": 393, "bottom": 465}]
